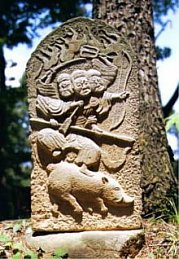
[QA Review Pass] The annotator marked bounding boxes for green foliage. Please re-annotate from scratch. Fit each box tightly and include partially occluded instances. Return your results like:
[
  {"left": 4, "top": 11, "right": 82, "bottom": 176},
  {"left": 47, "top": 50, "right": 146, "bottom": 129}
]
[
  {"left": 166, "top": 231, "right": 179, "bottom": 257},
  {"left": 153, "top": 0, "right": 179, "bottom": 25},
  {"left": 156, "top": 46, "right": 171, "bottom": 60},
  {"left": 12, "top": 241, "right": 24, "bottom": 252},
  {"left": 0, "top": 234, "right": 11, "bottom": 243},
  {"left": 0, "top": 222, "right": 69, "bottom": 258},
  {"left": 12, "top": 251, "right": 21, "bottom": 259},
  {"left": 0, "top": 0, "right": 91, "bottom": 48},
  {"left": 0, "top": 77, "right": 31, "bottom": 220},
  {"left": 52, "top": 248, "right": 68, "bottom": 258},
  {"left": 0, "top": 220, "right": 38, "bottom": 259},
  {"left": 153, "top": 0, "right": 179, "bottom": 60},
  {"left": 13, "top": 223, "right": 23, "bottom": 233},
  {"left": 167, "top": 198, "right": 179, "bottom": 224},
  {"left": 159, "top": 223, "right": 179, "bottom": 257},
  {"left": 154, "top": 197, "right": 179, "bottom": 224},
  {"left": 24, "top": 250, "right": 38, "bottom": 259},
  {"left": 165, "top": 112, "right": 179, "bottom": 185},
  {"left": 148, "top": 252, "right": 155, "bottom": 259},
  {"left": 165, "top": 112, "right": 179, "bottom": 132}
]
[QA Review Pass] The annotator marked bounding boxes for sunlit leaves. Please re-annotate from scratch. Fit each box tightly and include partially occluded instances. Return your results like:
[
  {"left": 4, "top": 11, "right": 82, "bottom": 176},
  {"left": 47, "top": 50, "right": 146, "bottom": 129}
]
[{"left": 165, "top": 112, "right": 179, "bottom": 132}]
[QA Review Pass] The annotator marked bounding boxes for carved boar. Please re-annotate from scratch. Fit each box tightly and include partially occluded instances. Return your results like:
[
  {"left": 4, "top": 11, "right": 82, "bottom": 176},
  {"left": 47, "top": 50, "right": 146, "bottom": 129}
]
[{"left": 47, "top": 161, "right": 134, "bottom": 215}]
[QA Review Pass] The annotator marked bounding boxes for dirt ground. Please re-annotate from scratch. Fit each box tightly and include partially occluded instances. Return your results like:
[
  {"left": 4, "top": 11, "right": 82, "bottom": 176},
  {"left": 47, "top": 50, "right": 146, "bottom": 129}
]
[{"left": 0, "top": 218, "right": 178, "bottom": 258}]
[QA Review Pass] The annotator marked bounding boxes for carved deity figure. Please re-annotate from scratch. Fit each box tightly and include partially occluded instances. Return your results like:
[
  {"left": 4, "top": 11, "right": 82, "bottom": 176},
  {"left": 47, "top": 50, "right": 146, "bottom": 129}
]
[
  {"left": 27, "top": 19, "right": 140, "bottom": 226},
  {"left": 35, "top": 65, "right": 132, "bottom": 172}
]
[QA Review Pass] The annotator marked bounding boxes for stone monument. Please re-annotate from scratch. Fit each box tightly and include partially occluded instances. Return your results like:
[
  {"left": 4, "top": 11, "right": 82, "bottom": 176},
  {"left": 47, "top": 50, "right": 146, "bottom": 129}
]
[{"left": 26, "top": 17, "right": 143, "bottom": 257}]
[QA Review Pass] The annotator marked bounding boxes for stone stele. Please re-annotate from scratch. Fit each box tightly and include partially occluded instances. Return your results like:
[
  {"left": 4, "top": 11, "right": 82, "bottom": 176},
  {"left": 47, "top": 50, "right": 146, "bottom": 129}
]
[{"left": 26, "top": 17, "right": 142, "bottom": 233}]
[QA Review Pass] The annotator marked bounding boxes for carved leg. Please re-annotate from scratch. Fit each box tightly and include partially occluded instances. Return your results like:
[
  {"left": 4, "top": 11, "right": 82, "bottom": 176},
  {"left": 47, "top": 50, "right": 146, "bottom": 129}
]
[
  {"left": 61, "top": 193, "right": 83, "bottom": 214},
  {"left": 95, "top": 197, "right": 108, "bottom": 215},
  {"left": 51, "top": 203, "right": 60, "bottom": 217}
]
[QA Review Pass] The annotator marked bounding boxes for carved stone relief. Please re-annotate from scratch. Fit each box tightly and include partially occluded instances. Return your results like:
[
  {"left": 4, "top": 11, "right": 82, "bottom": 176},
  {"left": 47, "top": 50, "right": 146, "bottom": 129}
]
[{"left": 26, "top": 17, "right": 142, "bottom": 232}]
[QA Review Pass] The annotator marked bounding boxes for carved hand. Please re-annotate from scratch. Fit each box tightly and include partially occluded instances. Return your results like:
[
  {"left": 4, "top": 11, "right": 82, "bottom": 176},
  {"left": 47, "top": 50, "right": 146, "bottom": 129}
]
[
  {"left": 119, "top": 91, "right": 130, "bottom": 100},
  {"left": 91, "top": 124, "right": 103, "bottom": 133},
  {"left": 71, "top": 100, "right": 84, "bottom": 108},
  {"left": 97, "top": 99, "right": 111, "bottom": 115},
  {"left": 85, "top": 115, "right": 97, "bottom": 128},
  {"left": 50, "top": 118, "right": 59, "bottom": 127}
]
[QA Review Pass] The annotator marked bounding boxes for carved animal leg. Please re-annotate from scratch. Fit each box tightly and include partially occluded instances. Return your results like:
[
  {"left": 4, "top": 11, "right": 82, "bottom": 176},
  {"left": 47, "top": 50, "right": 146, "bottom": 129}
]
[
  {"left": 61, "top": 193, "right": 83, "bottom": 214},
  {"left": 95, "top": 197, "right": 108, "bottom": 214}
]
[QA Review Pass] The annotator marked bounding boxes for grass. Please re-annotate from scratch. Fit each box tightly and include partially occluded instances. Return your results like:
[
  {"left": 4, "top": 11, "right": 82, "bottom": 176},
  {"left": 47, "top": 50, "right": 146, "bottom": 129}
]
[{"left": 136, "top": 218, "right": 179, "bottom": 259}]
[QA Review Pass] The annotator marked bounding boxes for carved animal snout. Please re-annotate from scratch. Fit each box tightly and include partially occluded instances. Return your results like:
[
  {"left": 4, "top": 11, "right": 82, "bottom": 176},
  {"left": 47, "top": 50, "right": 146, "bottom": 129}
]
[{"left": 122, "top": 194, "right": 134, "bottom": 204}]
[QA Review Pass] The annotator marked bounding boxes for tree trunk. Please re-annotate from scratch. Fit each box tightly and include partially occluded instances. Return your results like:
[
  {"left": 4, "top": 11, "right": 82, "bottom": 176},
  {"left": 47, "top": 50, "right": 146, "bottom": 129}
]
[{"left": 93, "top": 0, "right": 176, "bottom": 216}]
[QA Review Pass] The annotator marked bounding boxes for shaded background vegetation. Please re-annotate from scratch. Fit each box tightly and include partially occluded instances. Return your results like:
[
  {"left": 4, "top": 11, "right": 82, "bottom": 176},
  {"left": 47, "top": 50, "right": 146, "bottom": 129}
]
[{"left": 0, "top": 0, "right": 178, "bottom": 220}]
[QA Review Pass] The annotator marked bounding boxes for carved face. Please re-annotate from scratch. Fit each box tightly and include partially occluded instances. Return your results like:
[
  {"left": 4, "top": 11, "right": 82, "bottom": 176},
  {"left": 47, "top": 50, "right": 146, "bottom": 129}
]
[
  {"left": 89, "top": 76, "right": 106, "bottom": 93},
  {"left": 87, "top": 70, "right": 106, "bottom": 93},
  {"left": 57, "top": 74, "right": 74, "bottom": 98},
  {"left": 73, "top": 77, "right": 91, "bottom": 97},
  {"left": 58, "top": 79, "right": 74, "bottom": 98},
  {"left": 72, "top": 70, "right": 91, "bottom": 97}
]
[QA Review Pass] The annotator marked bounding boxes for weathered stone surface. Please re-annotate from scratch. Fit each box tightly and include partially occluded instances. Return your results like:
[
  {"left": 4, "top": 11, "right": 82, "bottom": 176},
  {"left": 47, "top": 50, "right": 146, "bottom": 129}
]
[
  {"left": 26, "top": 229, "right": 144, "bottom": 258},
  {"left": 26, "top": 17, "right": 142, "bottom": 232}
]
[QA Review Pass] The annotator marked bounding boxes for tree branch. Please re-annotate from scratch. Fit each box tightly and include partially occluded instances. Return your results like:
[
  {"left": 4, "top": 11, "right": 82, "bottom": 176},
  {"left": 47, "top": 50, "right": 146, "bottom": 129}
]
[
  {"left": 155, "top": 20, "right": 171, "bottom": 40},
  {"left": 163, "top": 84, "right": 179, "bottom": 118}
]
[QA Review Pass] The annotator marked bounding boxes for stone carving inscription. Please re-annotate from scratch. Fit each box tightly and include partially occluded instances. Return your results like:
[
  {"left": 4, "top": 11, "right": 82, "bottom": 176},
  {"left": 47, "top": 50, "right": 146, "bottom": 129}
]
[{"left": 27, "top": 18, "right": 142, "bottom": 232}]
